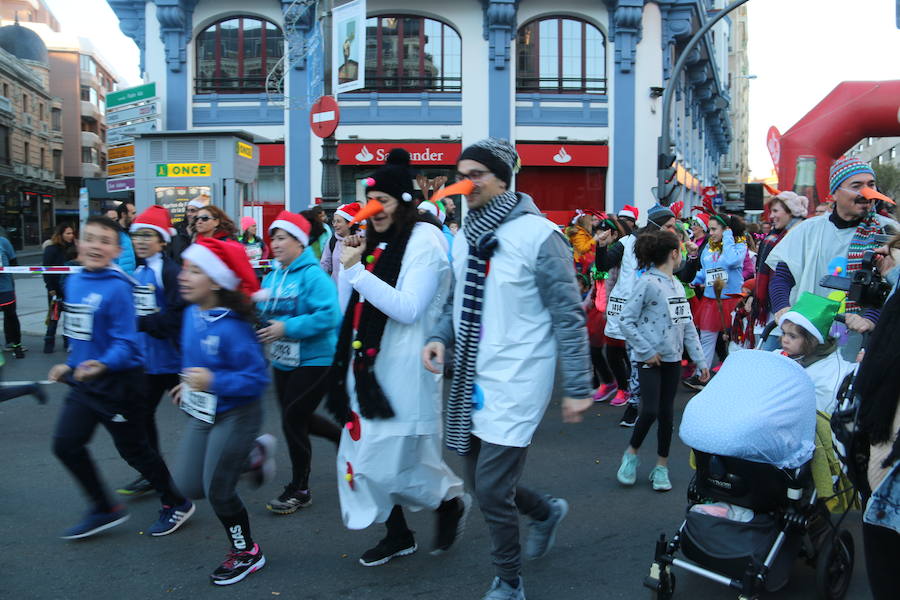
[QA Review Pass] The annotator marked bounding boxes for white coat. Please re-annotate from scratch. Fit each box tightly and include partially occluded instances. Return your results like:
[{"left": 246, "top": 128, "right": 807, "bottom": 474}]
[{"left": 603, "top": 233, "right": 637, "bottom": 341}]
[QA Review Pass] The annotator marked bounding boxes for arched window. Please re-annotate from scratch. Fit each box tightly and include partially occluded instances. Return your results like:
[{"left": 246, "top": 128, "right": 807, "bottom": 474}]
[
  {"left": 517, "top": 17, "right": 606, "bottom": 94},
  {"left": 195, "top": 16, "right": 284, "bottom": 94},
  {"left": 362, "top": 15, "right": 461, "bottom": 92}
]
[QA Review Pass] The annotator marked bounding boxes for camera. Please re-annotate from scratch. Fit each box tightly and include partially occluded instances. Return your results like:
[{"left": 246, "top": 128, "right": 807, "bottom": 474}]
[{"left": 820, "top": 250, "right": 892, "bottom": 309}]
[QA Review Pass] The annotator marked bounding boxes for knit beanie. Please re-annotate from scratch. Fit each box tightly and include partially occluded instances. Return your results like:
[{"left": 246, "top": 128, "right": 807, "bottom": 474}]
[
  {"left": 771, "top": 191, "right": 809, "bottom": 218},
  {"left": 829, "top": 157, "right": 875, "bottom": 194},
  {"left": 457, "top": 138, "right": 520, "bottom": 187},
  {"left": 647, "top": 204, "right": 676, "bottom": 227},
  {"left": 366, "top": 149, "right": 416, "bottom": 203}
]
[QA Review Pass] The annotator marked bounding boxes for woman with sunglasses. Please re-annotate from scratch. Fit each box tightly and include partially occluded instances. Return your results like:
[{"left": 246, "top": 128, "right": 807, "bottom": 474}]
[{"left": 195, "top": 206, "right": 237, "bottom": 242}]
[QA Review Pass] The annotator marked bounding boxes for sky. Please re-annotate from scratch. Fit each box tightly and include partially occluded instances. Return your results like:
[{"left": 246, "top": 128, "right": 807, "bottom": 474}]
[{"left": 43, "top": 0, "right": 900, "bottom": 180}]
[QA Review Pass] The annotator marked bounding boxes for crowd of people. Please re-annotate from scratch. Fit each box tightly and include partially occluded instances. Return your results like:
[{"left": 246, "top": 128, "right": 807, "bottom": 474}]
[{"left": 2, "top": 144, "right": 899, "bottom": 599}]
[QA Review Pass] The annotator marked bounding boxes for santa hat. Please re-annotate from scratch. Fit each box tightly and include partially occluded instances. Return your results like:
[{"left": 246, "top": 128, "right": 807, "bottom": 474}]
[
  {"left": 269, "top": 210, "right": 311, "bottom": 246},
  {"left": 778, "top": 292, "right": 840, "bottom": 344},
  {"left": 692, "top": 213, "right": 710, "bottom": 232},
  {"left": 335, "top": 202, "right": 362, "bottom": 223},
  {"left": 419, "top": 200, "right": 446, "bottom": 224},
  {"left": 130, "top": 205, "right": 175, "bottom": 242},
  {"left": 182, "top": 237, "right": 266, "bottom": 301},
  {"left": 240, "top": 216, "right": 256, "bottom": 231},
  {"left": 618, "top": 205, "right": 639, "bottom": 221}
]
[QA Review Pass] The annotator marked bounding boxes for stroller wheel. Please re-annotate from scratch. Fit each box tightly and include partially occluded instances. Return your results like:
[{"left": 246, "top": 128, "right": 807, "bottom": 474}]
[
  {"left": 815, "top": 529, "right": 854, "bottom": 600},
  {"left": 647, "top": 571, "right": 675, "bottom": 600}
]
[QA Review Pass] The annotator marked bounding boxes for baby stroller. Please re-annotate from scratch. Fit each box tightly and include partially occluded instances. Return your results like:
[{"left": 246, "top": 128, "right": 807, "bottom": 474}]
[{"left": 644, "top": 351, "right": 855, "bottom": 600}]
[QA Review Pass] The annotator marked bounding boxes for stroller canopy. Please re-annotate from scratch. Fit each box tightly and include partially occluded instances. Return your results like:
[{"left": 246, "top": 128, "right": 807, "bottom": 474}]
[{"left": 680, "top": 350, "right": 816, "bottom": 469}]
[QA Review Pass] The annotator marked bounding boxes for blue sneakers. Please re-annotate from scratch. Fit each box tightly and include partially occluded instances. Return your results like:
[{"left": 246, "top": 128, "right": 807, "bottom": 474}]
[
  {"left": 524, "top": 497, "right": 569, "bottom": 560},
  {"left": 148, "top": 500, "right": 196, "bottom": 536},
  {"left": 61, "top": 505, "right": 130, "bottom": 539}
]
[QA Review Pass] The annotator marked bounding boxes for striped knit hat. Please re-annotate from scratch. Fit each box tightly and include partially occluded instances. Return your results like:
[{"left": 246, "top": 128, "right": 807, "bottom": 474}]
[{"left": 829, "top": 157, "right": 875, "bottom": 194}]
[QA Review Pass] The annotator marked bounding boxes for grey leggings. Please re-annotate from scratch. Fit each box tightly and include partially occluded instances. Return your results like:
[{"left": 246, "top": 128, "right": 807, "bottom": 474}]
[{"left": 172, "top": 401, "right": 261, "bottom": 516}]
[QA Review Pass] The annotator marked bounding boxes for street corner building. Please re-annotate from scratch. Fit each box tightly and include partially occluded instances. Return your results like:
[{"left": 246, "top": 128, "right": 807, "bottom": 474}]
[{"left": 107, "top": 0, "right": 743, "bottom": 228}]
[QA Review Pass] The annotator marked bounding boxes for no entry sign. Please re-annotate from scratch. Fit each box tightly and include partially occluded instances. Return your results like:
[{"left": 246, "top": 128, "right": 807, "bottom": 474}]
[{"left": 310, "top": 96, "right": 340, "bottom": 138}]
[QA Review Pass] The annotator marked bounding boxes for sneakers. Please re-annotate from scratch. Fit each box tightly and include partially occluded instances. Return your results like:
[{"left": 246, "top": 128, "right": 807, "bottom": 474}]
[
  {"left": 618, "top": 404, "right": 639, "bottom": 428},
  {"left": 609, "top": 389, "right": 630, "bottom": 407},
  {"left": 61, "top": 505, "right": 130, "bottom": 539},
  {"left": 682, "top": 374, "right": 706, "bottom": 392},
  {"left": 482, "top": 576, "right": 526, "bottom": 600},
  {"left": 32, "top": 384, "right": 47, "bottom": 404},
  {"left": 616, "top": 452, "right": 640, "bottom": 486},
  {"left": 593, "top": 383, "right": 618, "bottom": 403},
  {"left": 210, "top": 543, "right": 266, "bottom": 585},
  {"left": 247, "top": 434, "right": 277, "bottom": 488},
  {"left": 650, "top": 466, "right": 673, "bottom": 492},
  {"left": 116, "top": 477, "right": 154, "bottom": 497},
  {"left": 359, "top": 533, "right": 417, "bottom": 567},
  {"left": 266, "top": 484, "right": 311, "bottom": 514},
  {"left": 431, "top": 493, "right": 472, "bottom": 555},
  {"left": 148, "top": 500, "right": 195, "bottom": 536},
  {"left": 524, "top": 497, "right": 568, "bottom": 560},
  {"left": 11, "top": 344, "right": 25, "bottom": 359}
]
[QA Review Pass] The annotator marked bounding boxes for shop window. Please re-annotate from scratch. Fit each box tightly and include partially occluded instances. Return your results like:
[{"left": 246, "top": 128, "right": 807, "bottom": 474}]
[
  {"left": 195, "top": 16, "right": 284, "bottom": 94},
  {"left": 516, "top": 16, "right": 606, "bottom": 94},
  {"left": 361, "top": 15, "right": 461, "bottom": 92}
]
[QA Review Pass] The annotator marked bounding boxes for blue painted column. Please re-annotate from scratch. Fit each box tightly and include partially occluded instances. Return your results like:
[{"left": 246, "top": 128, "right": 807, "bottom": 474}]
[
  {"left": 610, "top": 0, "right": 644, "bottom": 212},
  {"left": 483, "top": 1, "right": 517, "bottom": 140},
  {"left": 282, "top": 1, "right": 316, "bottom": 211},
  {"left": 155, "top": 0, "right": 197, "bottom": 130}
]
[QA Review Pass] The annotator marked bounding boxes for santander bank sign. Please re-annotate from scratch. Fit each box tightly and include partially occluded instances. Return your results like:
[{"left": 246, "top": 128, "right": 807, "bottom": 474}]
[{"left": 338, "top": 143, "right": 461, "bottom": 165}]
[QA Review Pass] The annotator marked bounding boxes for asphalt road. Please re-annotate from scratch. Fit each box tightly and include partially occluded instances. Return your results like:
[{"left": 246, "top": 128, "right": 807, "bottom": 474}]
[{"left": 1, "top": 334, "right": 871, "bottom": 600}]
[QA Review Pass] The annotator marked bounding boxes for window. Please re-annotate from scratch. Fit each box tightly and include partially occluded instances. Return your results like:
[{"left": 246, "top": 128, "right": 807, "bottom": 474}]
[
  {"left": 81, "top": 146, "right": 99, "bottom": 164},
  {"left": 51, "top": 107, "right": 61, "bottom": 131},
  {"left": 22, "top": 93, "right": 27, "bottom": 112},
  {"left": 39, "top": 103, "right": 44, "bottom": 120},
  {"left": 40, "top": 147, "right": 45, "bottom": 169},
  {"left": 2, "top": 83, "right": 7, "bottom": 97},
  {"left": 80, "top": 55, "right": 97, "bottom": 76},
  {"left": 23, "top": 141, "right": 29, "bottom": 164},
  {"left": 891, "top": 147, "right": 897, "bottom": 160},
  {"left": 360, "top": 15, "right": 461, "bottom": 92},
  {"left": 52, "top": 149, "right": 62, "bottom": 177},
  {"left": 0, "top": 125, "right": 9, "bottom": 164},
  {"left": 195, "top": 16, "right": 284, "bottom": 94},
  {"left": 80, "top": 86, "right": 101, "bottom": 109},
  {"left": 516, "top": 17, "right": 606, "bottom": 93}
]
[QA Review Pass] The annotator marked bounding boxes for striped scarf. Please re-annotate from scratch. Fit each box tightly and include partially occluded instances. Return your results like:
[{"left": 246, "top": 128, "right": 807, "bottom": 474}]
[
  {"left": 845, "top": 213, "right": 881, "bottom": 314},
  {"left": 445, "top": 190, "right": 520, "bottom": 455}
]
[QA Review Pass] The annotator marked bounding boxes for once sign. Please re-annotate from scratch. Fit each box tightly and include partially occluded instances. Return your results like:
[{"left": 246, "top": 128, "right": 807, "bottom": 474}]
[{"left": 156, "top": 163, "right": 212, "bottom": 177}]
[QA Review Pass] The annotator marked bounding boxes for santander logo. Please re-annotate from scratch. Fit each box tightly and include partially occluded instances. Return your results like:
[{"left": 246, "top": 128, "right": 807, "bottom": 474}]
[
  {"left": 553, "top": 147, "right": 572, "bottom": 164},
  {"left": 355, "top": 146, "right": 374, "bottom": 162}
]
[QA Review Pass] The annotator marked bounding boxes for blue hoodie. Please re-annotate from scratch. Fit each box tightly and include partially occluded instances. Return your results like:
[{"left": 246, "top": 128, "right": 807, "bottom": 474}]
[
  {"left": 257, "top": 247, "right": 340, "bottom": 370},
  {"left": 691, "top": 229, "right": 748, "bottom": 298},
  {"left": 64, "top": 267, "right": 143, "bottom": 372},
  {"left": 115, "top": 229, "right": 136, "bottom": 274},
  {"left": 134, "top": 253, "right": 184, "bottom": 374},
  {"left": 180, "top": 305, "right": 269, "bottom": 414}
]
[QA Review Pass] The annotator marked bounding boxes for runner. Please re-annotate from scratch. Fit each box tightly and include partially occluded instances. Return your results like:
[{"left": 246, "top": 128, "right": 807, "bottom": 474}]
[
  {"left": 256, "top": 210, "right": 342, "bottom": 514},
  {"left": 328, "top": 149, "right": 469, "bottom": 567},
  {"left": 172, "top": 236, "right": 271, "bottom": 585}
]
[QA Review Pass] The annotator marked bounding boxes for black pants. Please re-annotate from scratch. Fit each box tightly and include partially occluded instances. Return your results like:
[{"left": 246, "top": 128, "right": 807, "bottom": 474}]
[
  {"left": 629, "top": 362, "right": 680, "bottom": 457},
  {"left": 605, "top": 344, "right": 631, "bottom": 390},
  {"left": 142, "top": 373, "right": 180, "bottom": 454},
  {"left": 863, "top": 522, "right": 900, "bottom": 600},
  {"left": 590, "top": 346, "right": 614, "bottom": 387},
  {"left": 52, "top": 394, "right": 184, "bottom": 511},
  {"left": 1, "top": 299, "right": 21, "bottom": 346},
  {"left": 43, "top": 292, "right": 65, "bottom": 349},
  {"left": 273, "top": 366, "right": 341, "bottom": 489}
]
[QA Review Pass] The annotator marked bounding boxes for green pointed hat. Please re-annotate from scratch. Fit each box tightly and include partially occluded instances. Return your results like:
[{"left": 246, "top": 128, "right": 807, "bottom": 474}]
[{"left": 779, "top": 292, "right": 841, "bottom": 344}]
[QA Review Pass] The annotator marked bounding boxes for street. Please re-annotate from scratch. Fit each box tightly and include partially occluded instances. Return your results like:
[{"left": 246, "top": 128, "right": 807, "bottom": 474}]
[{"left": 2, "top": 334, "right": 870, "bottom": 599}]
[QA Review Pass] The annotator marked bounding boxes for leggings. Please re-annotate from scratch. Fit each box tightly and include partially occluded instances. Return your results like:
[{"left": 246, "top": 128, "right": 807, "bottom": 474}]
[
  {"left": 863, "top": 522, "right": 900, "bottom": 600},
  {"left": 605, "top": 344, "right": 631, "bottom": 390},
  {"left": 628, "top": 362, "right": 681, "bottom": 458},
  {"left": 590, "top": 346, "right": 614, "bottom": 387},
  {"left": 273, "top": 366, "right": 341, "bottom": 490},
  {"left": 1, "top": 299, "right": 21, "bottom": 346}
]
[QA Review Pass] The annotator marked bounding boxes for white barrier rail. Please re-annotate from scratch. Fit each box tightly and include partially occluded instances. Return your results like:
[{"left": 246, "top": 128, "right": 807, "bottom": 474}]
[{"left": 0, "top": 260, "right": 274, "bottom": 274}]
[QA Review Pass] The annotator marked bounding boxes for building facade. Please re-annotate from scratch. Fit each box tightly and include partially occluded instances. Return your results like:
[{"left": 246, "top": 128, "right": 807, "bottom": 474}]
[
  {"left": 716, "top": 2, "right": 748, "bottom": 202},
  {"left": 848, "top": 136, "right": 900, "bottom": 169},
  {"left": 109, "top": 0, "right": 735, "bottom": 222},
  {"left": 0, "top": 21, "right": 64, "bottom": 250}
]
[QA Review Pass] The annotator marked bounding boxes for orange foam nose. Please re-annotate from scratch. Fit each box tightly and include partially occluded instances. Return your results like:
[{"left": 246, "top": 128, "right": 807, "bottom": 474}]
[
  {"left": 763, "top": 183, "right": 781, "bottom": 196},
  {"left": 351, "top": 199, "right": 385, "bottom": 225},
  {"left": 859, "top": 186, "right": 895, "bottom": 205},
  {"left": 430, "top": 179, "right": 475, "bottom": 204}
]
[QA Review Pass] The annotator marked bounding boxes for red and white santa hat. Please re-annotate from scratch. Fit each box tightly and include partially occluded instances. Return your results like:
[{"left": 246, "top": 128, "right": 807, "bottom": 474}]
[
  {"left": 130, "top": 205, "right": 176, "bottom": 242},
  {"left": 618, "top": 205, "right": 639, "bottom": 221},
  {"left": 692, "top": 212, "right": 710, "bottom": 232},
  {"left": 268, "top": 210, "right": 311, "bottom": 246},
  {"left": 182, "top": 237, "right": 267, "bottom": 301},
  {"left": 334, "top": 202, "right": 362, "bottom": 224}
]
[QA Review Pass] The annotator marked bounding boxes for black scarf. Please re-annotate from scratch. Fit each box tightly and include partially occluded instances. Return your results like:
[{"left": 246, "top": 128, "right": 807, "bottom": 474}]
[{"left": 327, "top": 219, "right": 417, "bottom": 424}]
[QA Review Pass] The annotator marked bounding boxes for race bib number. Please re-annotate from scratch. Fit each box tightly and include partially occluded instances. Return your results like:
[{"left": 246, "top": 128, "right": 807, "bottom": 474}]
[
  {"left": 133, "top": 285, "right": 158, "bottom": 316},
  {"left": 705, "top": 268, "right": 728, "bottom": 287},
  {"left": 181, "top": 388, "right": 217, "bottom": 424},
  {"left": 667, "top": 296, "right": 693, "bottom": 324},
  {"left": 269, "top": 339, "right": 301, "bottom": 367},
  {"left": 62, "top": 303, "right": 94, "bottom": 341},
  {"left": 607, "top": 296, "right": 626, "bottom": 317}
]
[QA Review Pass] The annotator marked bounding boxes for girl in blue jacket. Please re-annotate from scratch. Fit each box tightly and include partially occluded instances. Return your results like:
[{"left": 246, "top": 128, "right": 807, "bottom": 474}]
[
  {"left": 257, "top": 211, "right": 342, "bottom": 514},
  {"left": 172, "top": 236, "right": 271, "bottom": 586}
]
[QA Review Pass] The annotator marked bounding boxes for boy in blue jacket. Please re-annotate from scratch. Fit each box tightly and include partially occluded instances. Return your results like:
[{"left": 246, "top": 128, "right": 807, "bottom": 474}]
[{"left": 48, "top": 216, "right": 194, "bottom": 540}]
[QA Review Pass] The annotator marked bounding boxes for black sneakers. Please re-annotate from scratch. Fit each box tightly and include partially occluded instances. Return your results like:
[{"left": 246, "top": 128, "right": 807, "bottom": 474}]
[
  {"left": 682, "top": 375, "right": 707, "bottom": 392},
  {"left": 210, "top": 543, "right": 266, "bottom": 586},
  {"left": 116, "top": 477, "right": 154, "bottom": 497},
  {"left": 618, "top": 404, "right": 639, "bottom": 428},
  {"left": 266, "top": 485, "right": 311, "bottom": 514},
  {"left": 431, "top": 493, "right": 472, "bottom": 555},
  {"left": 359, "top": 533, "right": 418, "bottom": 567}
]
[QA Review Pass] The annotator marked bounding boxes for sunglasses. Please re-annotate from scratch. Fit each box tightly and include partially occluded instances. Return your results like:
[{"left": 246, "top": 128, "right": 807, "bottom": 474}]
[{"left": 195, "top": 215, "right": 215, "bottom": 222}]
